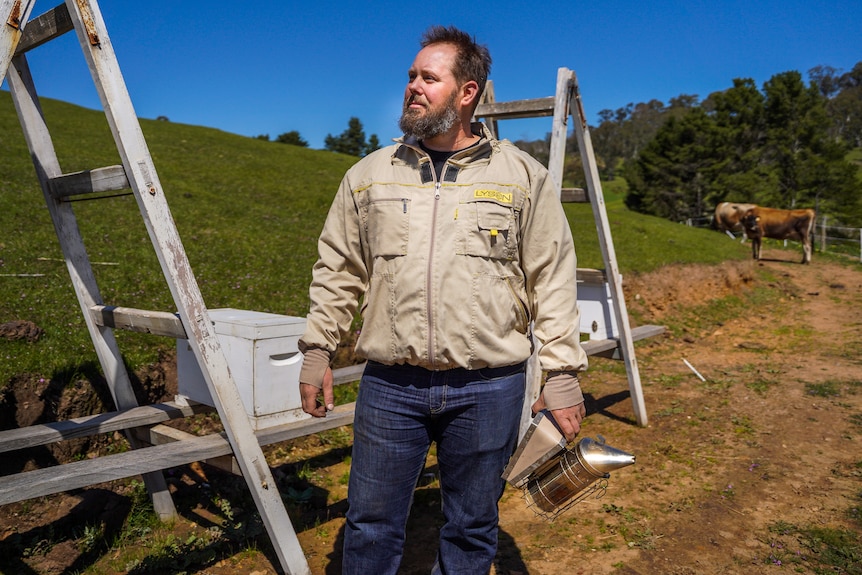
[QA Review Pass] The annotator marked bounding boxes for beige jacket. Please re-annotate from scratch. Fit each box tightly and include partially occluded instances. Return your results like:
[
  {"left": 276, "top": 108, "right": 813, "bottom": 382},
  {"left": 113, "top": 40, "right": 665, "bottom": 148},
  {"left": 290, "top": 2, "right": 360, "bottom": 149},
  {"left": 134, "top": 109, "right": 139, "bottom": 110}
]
[{"left": 299, "top": 124, "right": 587, "bottom": 408}]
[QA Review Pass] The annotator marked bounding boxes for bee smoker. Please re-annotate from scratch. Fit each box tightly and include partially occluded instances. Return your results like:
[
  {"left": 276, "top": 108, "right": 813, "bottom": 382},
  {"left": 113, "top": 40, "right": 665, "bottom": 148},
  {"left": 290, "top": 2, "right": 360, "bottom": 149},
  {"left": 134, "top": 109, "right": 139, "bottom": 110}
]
[{"left": 502, "top": 411, "right": 635, "bottom": 520}]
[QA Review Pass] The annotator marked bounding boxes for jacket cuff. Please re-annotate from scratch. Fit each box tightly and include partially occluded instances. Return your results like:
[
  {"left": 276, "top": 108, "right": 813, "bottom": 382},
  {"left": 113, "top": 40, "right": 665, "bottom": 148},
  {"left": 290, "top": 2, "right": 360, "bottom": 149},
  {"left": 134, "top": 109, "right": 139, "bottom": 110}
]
[
  {"left": 542, "top": 371, "right": 584, "bottom": 410},
  {"left": 299, "top": 347, "right": 332, "bottom": 389}
]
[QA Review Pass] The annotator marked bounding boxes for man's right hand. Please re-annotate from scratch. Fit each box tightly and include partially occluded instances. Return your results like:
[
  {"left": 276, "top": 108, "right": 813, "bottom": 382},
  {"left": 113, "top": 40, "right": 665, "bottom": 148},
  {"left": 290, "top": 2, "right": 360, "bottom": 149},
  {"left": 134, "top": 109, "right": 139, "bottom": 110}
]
[{"left": 300, "top": 367, "right": 334, "bottom": 418}]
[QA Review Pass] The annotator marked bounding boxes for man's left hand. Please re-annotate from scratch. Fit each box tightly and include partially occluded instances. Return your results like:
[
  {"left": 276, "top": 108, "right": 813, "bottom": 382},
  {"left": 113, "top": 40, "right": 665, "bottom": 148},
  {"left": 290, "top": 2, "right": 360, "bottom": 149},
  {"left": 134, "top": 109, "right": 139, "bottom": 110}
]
[
  {"left": 533, "top": 394, "right": 585, "bottom": 443},
  {"left": 550, "top": 402, "right": 586, "bottom": 443}
]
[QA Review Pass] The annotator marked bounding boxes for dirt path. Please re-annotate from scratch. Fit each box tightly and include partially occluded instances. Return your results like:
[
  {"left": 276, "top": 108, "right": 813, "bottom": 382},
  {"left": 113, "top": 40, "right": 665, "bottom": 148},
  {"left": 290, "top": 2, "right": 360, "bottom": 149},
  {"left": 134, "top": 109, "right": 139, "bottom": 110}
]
[
  {"left": 488, "top": 254, "right": 862, "bottom": 575},
  {"left": 1, "top": 252, "right": 860, "bottom": 575}
]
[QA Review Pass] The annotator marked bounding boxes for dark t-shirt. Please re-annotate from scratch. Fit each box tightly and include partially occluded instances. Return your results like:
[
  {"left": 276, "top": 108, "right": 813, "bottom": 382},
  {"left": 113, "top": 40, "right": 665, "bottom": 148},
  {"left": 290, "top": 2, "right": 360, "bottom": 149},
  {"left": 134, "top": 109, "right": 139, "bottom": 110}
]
[{"left": 420, "top": 138, "right": 483, "bottom": 181}]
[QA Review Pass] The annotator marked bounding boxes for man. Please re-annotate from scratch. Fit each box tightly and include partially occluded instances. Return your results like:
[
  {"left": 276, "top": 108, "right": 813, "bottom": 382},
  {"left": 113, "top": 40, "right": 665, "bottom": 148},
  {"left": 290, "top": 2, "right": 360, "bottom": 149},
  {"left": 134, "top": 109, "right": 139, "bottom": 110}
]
[{"left": 298, "top": 25, "right": 587, "bottom": 575}]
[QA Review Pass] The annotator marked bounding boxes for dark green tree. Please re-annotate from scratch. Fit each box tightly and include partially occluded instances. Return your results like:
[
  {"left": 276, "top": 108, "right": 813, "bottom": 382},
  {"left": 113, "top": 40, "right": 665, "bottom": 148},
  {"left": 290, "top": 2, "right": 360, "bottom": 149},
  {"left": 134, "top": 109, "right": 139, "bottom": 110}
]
[
  {"left": 275, "top": 131, "right": 309, "bottom": 147},
  {"left": 702, "top": 78, "right": 772, "bottom": 203},
  {"left": 815, "top": 62, "right": 862, "bottom": 147},
  {"left": 367, "top": 133, "right": 382, "bottom": 154},
  {"left": 624, "top": 69, "right": 860, "bottom": 224},
  {"left": 762, "top": 71, "right": 835, "bottom": 207},
  {"left": 324, "top": 117, "right": 379, "bottom": 156},
  {"left": 623, "top": 108, "right": 721, "bottom": 220},
  {"left": 592, "top": 96, "right": 697, "bottom": 179}
]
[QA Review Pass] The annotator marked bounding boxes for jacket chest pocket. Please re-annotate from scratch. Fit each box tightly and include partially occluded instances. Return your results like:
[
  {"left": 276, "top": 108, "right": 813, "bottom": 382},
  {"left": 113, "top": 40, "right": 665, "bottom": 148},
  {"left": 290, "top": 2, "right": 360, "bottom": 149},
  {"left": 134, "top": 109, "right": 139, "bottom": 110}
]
[
  {"left": 458, "top": 200, "right": 518, "bottom": 260},
  {"left": 359, "top": 197, "right": 411, "bottom": 257}
]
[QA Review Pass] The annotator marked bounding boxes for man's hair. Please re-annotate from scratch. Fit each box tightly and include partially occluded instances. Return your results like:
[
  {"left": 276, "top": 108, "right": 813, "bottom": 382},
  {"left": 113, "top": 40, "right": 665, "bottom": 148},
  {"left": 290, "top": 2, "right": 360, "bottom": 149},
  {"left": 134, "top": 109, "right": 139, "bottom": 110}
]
[{"left": 420, "top": 26, "right": 491, "bottom": 108}]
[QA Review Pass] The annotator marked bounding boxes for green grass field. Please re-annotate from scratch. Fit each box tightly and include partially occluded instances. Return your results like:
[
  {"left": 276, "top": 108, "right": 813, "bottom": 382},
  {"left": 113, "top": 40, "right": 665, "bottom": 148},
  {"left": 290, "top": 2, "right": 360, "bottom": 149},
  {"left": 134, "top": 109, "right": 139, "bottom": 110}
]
[{"left": 0, "top": 91, "right": 753, "bottom": 386}]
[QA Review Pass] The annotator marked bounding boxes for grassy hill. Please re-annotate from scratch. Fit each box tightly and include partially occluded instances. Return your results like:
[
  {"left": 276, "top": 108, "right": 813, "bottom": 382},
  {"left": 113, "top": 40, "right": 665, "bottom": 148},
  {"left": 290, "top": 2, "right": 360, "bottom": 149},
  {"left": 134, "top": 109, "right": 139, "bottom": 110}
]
[{"left": 0, "top": 91, "right": 751, "bottom": 386}]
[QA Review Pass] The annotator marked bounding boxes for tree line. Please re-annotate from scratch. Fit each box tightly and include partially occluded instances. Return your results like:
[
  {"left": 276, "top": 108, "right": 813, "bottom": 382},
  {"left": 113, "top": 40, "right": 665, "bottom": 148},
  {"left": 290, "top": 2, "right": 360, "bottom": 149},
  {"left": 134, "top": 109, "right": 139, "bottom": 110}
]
[
  {"left": 586, "top": 62, "right": 862, "bottom": 226},
  {"left": 257, "top": 63, "right": 861, "bottom": 227},
  {"left": 255, "top": 116, "right": 380, "bottom": 157}
]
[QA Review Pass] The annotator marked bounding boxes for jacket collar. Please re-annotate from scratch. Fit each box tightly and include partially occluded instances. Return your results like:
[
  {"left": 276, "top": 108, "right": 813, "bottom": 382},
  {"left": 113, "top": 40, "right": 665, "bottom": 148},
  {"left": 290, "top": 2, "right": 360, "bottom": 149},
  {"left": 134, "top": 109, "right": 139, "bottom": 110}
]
[{"left": 394, "top": 122, "right": 496, "bottom": 165}]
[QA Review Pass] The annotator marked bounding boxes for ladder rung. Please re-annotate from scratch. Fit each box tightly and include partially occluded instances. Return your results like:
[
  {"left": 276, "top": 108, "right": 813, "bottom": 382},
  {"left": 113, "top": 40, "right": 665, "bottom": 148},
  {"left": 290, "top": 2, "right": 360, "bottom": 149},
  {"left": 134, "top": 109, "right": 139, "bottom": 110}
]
[
  {"left": 14, "top": 4, "right": 73, "bottom": 55},
  {"left": 474, "top": 97, "right": 556, "bottom": 120},
  {"left": 0, "top": 403, "right": 356, "bottom": 506},
  {"left": 0, "top": 401, "right": 211, "bottom": 453},
  {"left": 577, "top": 268, "right": 608, "bottom": 286},
  {"left": 560, "top": 187, "right": 588, "bottom": 203},
  {"left": 48, "top": 165, "right": 130, "bottom": 199},
  {"left": 90, "top": 305, "right": 187, "bottom": 338},
  {"left": 581, "top": 324, "right": 666, "bottom": 359}
]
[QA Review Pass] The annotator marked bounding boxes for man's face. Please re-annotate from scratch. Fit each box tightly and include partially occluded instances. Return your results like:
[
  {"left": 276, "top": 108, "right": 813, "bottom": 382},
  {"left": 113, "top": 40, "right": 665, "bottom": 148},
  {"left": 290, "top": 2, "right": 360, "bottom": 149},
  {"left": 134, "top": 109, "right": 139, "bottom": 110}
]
[{"left": 399, "top": 43, "right": 461, "bottom": 140}]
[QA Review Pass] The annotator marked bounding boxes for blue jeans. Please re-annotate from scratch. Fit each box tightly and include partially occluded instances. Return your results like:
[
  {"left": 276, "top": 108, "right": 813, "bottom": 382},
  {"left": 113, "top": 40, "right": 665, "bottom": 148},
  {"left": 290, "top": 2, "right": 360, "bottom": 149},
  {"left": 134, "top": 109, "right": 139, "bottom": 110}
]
[{"left": 342, "top": 361, "right": 526, "bottom": 575}]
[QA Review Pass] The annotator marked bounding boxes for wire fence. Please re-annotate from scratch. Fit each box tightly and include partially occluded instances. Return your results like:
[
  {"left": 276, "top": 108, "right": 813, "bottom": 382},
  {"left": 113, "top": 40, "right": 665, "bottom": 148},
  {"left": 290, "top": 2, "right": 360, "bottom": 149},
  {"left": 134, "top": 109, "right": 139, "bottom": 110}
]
[
  {"left": 683, "top": 216, "right": 862, "bottom": 262},
  {"left": 816, "top": 217, "right": 862, "bottom": 261}
]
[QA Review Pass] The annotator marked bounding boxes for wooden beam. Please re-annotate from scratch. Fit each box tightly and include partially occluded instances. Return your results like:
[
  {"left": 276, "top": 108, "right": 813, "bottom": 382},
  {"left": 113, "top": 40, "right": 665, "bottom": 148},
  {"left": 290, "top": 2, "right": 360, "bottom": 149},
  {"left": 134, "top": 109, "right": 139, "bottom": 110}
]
[
  {"left": 14, "top": 3, "right": 73, "bottom": 55},
  {"left": 581, "top": 324, "right": 666, "bottom": 359},
  {"left": 577, "top": 268, "right": 608, "bottom": 286},
  {"left": 332, "top": 362, "right": 365, "bottom": 386},
  {"left": 0, "top": 403, "right": 355, "bottom": 506},
  {"left": 48, "top": 165, "right": 130, "bottom": 199},
  {"left": 0, "top": 401, "right": 211, "bottom": 453},
  {"left": 0, "top": 361, "right": 366, "bottom": 455},
  {"left": 90, "top": 305, "right": 187, "bottom": 338},
  {"left": 474, "top": 97, "right": 555, "bottom": 120},
  {"left": 560, "top": 188, "right": 587, "bottom": 203}
]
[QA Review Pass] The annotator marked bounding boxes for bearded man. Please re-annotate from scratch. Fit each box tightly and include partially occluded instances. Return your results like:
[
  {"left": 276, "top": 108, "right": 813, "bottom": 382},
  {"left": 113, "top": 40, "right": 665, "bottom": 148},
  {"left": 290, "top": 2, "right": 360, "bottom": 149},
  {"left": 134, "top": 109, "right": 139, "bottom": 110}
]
[{"left": 297, "top": 25, "right": 587, "bottom": 575}]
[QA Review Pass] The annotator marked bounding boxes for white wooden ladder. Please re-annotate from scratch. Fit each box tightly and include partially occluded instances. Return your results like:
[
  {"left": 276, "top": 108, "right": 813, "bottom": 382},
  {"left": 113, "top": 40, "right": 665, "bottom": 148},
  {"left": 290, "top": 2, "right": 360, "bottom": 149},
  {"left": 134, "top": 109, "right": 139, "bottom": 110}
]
[
  {"left": 0, "top": 1, "right": 311, "bottom": 573},
  {"left": 475, "top": 68, "right": 663, "bottom": 430}
]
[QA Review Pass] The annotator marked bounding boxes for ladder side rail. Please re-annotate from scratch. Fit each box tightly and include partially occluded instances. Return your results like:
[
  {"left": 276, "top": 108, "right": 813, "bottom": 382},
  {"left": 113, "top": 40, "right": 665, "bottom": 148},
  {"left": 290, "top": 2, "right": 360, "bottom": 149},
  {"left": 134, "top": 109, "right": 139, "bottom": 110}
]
[
  {"left": 7, "top": 50, "right": 178, "bottom": 519},
  {"left": 569, "top": 72, "right": 648, "bottom": 427},
  {"left": 477, "top": 78, "right": 498, "bottom": 138},
  {"left": 546, "top": 68, "right": 572, "bottom": 197},
  {"left": 64, "top": 2, "right": 310, "bottom": 571},
  {"left": 0, "top": 0, "right": 37, "bottom": 84},
  {"left": 518, "top": 69, "right": 574, "bottom": 440}
]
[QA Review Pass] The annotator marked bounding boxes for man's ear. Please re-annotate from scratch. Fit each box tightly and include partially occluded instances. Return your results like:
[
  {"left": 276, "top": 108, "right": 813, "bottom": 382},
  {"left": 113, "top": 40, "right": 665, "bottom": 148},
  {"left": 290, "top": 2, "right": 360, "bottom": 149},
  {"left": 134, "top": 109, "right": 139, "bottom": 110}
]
[{"left": 460, "top": 80, "right": 480, "bottom": 109}]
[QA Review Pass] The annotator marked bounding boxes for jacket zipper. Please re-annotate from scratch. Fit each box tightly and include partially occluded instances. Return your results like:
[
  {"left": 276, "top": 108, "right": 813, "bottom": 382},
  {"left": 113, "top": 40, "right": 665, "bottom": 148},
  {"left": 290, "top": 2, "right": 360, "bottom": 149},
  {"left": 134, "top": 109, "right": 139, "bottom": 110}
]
[
  {"left": 506, "top": 277, "right": 529, "bottom": 327},
  {"left": 427, "top": 175, "right": 442, "bottom": 367}
]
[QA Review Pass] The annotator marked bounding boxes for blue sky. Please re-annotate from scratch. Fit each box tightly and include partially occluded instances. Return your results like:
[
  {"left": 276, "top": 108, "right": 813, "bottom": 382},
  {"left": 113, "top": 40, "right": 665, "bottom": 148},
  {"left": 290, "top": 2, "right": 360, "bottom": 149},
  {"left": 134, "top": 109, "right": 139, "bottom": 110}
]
[{"left": 7, "top": 0, "right": 861, "bottom": 149}]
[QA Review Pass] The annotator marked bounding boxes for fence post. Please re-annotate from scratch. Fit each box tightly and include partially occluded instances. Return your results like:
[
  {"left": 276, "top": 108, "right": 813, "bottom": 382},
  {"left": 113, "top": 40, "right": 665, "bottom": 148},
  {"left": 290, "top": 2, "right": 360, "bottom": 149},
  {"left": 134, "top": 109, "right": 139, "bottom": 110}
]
[{"left": 820, "top": 215, "right": 827, "bottom": 253}]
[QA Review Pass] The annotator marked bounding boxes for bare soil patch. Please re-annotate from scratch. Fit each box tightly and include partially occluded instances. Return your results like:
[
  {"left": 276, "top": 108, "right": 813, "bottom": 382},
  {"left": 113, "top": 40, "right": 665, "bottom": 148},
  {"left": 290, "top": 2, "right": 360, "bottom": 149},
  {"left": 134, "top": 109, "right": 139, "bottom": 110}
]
[{"left": 1, "top": 251, "right": 861, "bottom": 575}]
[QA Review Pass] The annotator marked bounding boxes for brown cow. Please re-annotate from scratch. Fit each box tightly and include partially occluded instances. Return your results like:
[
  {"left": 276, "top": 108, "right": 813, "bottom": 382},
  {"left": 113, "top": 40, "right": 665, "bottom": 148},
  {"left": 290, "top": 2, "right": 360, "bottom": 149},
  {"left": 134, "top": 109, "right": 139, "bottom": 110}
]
[
  {"left": 740, "top": 207, "right": 816, "bottom": 264},
  {"left": 713, "top": 202, "right": 758, "bottom": 235}
]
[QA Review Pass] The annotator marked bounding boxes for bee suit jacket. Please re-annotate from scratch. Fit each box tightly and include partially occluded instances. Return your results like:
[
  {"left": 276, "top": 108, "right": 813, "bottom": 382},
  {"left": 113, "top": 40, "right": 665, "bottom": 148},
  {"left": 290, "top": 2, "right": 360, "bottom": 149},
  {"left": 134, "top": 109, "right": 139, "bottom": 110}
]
[{"left": 299, "top": 123, "right": 588, "bottom": 409}]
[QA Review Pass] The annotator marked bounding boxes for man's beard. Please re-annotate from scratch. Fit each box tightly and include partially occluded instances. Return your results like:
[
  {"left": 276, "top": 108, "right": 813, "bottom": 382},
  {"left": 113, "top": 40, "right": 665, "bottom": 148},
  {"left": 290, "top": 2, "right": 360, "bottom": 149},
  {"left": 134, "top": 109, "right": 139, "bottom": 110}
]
[{"left": 399, "top": 90, "right": 459, "bottom": 141}]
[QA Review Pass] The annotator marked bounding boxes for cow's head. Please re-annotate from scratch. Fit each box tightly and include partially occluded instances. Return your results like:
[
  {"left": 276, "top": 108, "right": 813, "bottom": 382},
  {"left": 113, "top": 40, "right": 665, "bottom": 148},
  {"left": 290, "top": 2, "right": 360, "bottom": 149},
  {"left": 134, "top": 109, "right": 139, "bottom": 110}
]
[{"left": 741, "top": 213, "right": 761, "bottom": 237}]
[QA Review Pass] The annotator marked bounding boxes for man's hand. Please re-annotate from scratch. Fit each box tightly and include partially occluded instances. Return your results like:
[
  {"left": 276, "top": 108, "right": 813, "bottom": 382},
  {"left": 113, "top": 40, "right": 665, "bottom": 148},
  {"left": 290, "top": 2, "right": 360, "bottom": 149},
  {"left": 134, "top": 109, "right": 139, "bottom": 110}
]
[
  {"left": 532, "top": 394, "right": 585, "bottom": 443},
  {"left": 549, "top": 403, "right": 585, "bottom": 443},
  {"left": 300, "top": 367, "right": 334, "bottom": 418}
]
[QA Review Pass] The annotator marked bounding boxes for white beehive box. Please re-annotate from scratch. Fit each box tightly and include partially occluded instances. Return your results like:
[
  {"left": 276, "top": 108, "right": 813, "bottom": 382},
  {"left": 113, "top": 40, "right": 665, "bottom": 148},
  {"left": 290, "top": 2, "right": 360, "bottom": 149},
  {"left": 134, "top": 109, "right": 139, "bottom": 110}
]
[{"left": 177, "top": 308, "right": 308, "bottom": 430}]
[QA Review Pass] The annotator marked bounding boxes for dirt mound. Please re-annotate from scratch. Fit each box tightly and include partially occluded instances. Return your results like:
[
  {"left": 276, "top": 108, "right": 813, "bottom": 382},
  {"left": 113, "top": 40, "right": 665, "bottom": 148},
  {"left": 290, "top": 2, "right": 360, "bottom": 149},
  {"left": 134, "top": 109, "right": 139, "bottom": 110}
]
[
  {"left": 0, "top": 320, "right": 44, "bottom": 342},
  {"left": 623, "top": 260, "right": 756, "bottom": 319}
]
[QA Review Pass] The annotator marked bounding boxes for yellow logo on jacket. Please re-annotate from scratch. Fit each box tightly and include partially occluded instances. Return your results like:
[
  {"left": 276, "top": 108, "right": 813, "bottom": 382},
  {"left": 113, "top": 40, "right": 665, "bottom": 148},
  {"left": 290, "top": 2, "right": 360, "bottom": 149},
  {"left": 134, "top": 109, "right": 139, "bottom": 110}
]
[{"left": 474, "top": 189, "right": 512, "bottom": 203}]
